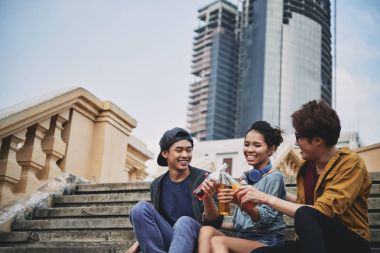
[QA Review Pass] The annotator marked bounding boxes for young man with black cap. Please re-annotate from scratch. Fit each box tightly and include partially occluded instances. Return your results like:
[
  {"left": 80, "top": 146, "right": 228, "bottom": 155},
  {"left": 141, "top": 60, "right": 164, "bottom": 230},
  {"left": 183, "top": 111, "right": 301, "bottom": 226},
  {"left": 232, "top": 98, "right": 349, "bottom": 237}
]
[{"left": 127, "top": 127, "right": 223, "bottom": 253}]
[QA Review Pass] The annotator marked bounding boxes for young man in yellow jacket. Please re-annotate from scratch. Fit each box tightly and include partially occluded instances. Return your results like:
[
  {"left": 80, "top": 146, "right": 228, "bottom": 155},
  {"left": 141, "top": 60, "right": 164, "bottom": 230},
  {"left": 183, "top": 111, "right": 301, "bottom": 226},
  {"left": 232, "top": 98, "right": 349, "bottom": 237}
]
[{"left": 237, "top": 100, "right": 371, "bottom": 253}]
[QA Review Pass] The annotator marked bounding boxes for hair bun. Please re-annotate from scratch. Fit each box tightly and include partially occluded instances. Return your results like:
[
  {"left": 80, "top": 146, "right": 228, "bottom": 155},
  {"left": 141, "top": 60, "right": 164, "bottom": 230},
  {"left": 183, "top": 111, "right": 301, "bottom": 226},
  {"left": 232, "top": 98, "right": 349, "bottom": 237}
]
[
  {"left": 250, "top": 121, "right": 272, "bottom": 131},
  {"left": 247, "top": 121, "right": 284, "bottom": 148}
]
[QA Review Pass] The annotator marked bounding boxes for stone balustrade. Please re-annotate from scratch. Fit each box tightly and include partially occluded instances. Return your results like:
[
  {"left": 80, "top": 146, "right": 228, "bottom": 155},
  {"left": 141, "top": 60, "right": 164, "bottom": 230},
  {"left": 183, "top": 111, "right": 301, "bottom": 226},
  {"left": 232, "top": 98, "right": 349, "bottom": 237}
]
[{"left": 0, "top": 87, "right": 139, "bottom": 208}]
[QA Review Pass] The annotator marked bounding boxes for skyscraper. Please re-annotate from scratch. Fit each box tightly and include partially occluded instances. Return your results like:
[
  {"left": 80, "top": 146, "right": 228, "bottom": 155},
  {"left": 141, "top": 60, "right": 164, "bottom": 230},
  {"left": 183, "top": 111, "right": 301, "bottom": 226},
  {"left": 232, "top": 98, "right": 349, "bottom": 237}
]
[
  {"left": 236, "top": 0, "right": 332, "bottom": 136},
  {"left": 187, "top": 0, "right": 332, "bottom": 140},
  {"left": 187, "top": 0, "right": 239, "bottom": 141}
]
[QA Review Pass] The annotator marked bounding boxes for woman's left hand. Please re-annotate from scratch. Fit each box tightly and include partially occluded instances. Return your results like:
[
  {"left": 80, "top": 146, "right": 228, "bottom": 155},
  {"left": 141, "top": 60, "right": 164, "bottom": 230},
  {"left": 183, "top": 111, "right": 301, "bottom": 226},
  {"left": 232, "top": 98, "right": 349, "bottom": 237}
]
[
  {"left": 236, "top": 185, "right": 268, "bottom": 206},
  {"left": 217, "top": 188, "right": 234, "bottom": 203}
]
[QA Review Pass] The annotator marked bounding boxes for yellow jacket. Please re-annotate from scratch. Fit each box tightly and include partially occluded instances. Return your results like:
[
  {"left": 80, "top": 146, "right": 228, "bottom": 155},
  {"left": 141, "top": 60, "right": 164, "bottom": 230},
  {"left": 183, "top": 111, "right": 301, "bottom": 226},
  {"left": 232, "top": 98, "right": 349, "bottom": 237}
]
[{"left": 296, "top": 147, "right": 372, "bottom": 241}]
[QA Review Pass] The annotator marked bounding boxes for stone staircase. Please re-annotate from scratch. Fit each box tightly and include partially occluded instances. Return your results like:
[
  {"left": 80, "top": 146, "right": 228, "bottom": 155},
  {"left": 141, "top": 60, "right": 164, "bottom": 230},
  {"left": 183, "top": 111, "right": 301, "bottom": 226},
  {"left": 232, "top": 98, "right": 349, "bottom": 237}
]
[
  {"left": 1, "top": 173, "right": 380, "bottom": 252},
  {"left": 0, "top": 182, "right": 150, "bottom": 253}
]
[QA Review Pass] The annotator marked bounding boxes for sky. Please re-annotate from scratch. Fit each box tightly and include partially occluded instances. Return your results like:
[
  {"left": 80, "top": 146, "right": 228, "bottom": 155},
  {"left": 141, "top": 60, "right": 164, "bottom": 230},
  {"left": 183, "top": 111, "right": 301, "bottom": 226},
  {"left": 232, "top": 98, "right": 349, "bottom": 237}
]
[{"left": 0, "top": 0, "right": 379, "bottom": 176}]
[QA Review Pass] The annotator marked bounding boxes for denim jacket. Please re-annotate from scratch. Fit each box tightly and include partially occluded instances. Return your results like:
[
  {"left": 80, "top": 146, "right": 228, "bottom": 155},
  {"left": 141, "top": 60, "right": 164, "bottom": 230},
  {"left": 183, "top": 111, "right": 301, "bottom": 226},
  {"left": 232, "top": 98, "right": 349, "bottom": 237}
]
[{"left": 233, "top": 170, "right": 286, "bottom": 234}]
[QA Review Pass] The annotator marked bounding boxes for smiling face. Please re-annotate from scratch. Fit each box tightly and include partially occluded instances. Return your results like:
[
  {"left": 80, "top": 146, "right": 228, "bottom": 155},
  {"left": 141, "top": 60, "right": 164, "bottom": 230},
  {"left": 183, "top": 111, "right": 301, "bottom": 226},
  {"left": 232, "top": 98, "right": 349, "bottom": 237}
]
[
  {"left": 243, "top": 130, "right": 274, "bottom": 169},
  {"left": 296, "top": 136, "right": 323, "bottom": 161},
  {"left": 161, "top": 139, "right": 193, "bottom": 172}
]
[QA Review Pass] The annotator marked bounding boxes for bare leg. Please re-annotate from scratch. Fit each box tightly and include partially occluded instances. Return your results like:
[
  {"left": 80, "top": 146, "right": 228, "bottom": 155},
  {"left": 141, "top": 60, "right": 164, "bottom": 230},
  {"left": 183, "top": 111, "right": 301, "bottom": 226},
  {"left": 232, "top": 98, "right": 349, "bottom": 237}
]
[
  {"left": 211, "top": 235, "right": 266, "bottom": 253},
  {"left": 198, "top": 226, "right": 225, "bottom": 253}
]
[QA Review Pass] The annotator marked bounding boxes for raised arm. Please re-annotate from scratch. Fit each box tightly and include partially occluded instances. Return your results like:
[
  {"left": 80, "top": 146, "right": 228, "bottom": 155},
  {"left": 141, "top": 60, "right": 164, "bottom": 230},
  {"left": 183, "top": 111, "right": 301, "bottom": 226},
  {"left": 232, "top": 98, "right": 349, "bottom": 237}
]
[
  {"left": 286, "top": 192, "right": 297, "bottom": 203},
  {"left": 237, "top": 186, "right": 306, "bottom": 218},
  {"left": 200, "top": 178, "right": 219, "bottom": 221}
]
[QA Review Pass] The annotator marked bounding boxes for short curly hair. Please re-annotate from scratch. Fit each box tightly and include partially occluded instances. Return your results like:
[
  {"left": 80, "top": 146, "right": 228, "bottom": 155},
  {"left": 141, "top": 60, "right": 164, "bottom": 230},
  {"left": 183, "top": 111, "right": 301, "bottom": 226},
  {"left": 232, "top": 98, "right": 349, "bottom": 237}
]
[{"left": 291, "top": 100, "right": 341, "bottom": 147}]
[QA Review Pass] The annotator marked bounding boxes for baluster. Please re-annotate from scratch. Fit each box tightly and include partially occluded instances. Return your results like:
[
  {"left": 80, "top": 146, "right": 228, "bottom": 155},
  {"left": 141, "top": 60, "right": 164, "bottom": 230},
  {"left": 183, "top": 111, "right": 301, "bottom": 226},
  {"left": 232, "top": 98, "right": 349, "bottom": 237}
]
[
  {"left": 0, "top": 131, "right": 26, "bottom": 206},
  {"left": 15, "top": 120, "right": 49, "bottom": 193},
  {"left": 39, "top": 111, "right": 69, "bottom": 180}
]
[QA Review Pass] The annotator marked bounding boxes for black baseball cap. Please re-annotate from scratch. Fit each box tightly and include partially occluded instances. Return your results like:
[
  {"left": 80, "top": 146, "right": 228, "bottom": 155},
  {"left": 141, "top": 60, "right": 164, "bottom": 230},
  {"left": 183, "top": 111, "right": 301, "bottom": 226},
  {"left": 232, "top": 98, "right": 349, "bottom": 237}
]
[{"left": 157, "top": 127, "right": 194, "bottom": 166}]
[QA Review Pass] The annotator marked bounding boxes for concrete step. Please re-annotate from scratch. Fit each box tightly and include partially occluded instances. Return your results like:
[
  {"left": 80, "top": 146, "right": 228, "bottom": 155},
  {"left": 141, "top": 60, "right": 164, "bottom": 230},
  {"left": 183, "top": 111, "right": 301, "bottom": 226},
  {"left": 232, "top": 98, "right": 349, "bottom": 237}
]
[
  {"left": 12, "top": 217, "right": 132, "bottom": 231},
  {"left": 53, "top": 192, "right": 150, "bottom": 207},
  {"left": 371, "top": 185, "right": 380, "bottom": 196},
  {"left": 371, "top": 173, "right": 380, "bottom": 182},
  {"left": 0, "top": 241, "right": 132, "bottom": 253},
  {"left": 0, "top": 230, "right": 134, "bottom": 243},
  {"left": 34, "top": 205, "right": 133, "bottom": 218},
  {"left": 75, "top": 182, "right": 150, "bottom": 194},
  {"left": 368, "top": 198, "right": 380, "bottom": 210}
]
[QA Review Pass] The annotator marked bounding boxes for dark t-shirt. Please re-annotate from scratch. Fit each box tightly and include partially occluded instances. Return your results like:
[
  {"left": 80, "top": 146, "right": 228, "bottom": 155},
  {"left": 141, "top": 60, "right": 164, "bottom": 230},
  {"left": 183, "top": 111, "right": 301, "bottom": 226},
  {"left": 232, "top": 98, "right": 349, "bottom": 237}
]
[
  {"left": 159, "top": 173, "right": 195, "bottom": 226},
  {"left": 305, "top": 162, "right": 319, "bottom": 205}
]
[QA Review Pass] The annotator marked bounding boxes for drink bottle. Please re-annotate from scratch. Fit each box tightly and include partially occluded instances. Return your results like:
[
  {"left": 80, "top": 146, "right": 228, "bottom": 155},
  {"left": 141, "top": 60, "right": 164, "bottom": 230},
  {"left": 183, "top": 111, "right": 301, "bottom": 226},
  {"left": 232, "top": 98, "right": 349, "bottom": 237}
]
[
  {"left": 217, "top": 171, "right": 231, "bottom": 215},
  {"left": 225, "top": 172, "right": 256, "bottom": 211},
  {"left": 193, "top": 163, "right": 228, "bottom": 200}
]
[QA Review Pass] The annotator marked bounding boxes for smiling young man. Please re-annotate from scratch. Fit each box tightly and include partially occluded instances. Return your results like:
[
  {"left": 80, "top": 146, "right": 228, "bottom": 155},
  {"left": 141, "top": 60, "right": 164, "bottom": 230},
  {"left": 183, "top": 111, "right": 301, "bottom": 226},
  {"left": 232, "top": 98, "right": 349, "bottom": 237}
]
[
  {"left": 127, "top": 127, "right": 222, "bottom": 253},
  {"left": 237, "top": 100, "right": 372, "bottom": 253}
]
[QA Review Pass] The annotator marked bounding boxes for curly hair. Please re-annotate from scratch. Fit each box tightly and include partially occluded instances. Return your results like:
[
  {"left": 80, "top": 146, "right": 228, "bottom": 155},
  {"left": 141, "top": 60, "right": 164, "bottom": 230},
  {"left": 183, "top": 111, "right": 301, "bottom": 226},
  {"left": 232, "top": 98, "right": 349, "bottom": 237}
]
[{"left": 291, "top": 100, "right": 341, "bottom": 147}]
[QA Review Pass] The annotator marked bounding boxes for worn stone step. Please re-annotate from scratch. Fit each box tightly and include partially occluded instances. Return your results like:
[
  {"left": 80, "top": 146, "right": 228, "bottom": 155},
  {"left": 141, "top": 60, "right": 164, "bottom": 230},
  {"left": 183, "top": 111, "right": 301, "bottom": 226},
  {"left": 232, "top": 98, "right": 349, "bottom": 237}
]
[
  {"left": 12, "top": 217, "right": 132, "bottom": 231},
  {"left": 284, "top": 176, "right": 297, "bottom": 186},
  {"left": 0, "top": 241, "right": 132, "bottom": 253},
  {"left": 371, "top": 173, "right": 380, "bottom": 182},
  {"left": 53, "top": 192, "right": 150, "bottom": 207},
  {"left": 49, "top": 202, "right": 148, "bottom": 208},
  {"left": 0, "top": 230, "right": 134, "bottom": 243},
  {"left": 372, "top": 184, "right": 380, "bottom": 196},
  {"left": 75, "top": 182, "right": 150, "bottom": 194},
  {"left": 34, "top": 205, "right": 133, "bottom": 218},
  {"left": 369, "top": 198, "right": 380, "bottom": 210}
]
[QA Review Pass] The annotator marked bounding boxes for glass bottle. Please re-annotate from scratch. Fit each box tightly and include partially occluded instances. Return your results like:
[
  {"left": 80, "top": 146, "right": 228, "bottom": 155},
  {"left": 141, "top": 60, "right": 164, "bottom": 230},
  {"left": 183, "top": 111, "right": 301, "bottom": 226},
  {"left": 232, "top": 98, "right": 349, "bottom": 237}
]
[{"left": 193, "top": 163, "right": 228, "bottom": 200}]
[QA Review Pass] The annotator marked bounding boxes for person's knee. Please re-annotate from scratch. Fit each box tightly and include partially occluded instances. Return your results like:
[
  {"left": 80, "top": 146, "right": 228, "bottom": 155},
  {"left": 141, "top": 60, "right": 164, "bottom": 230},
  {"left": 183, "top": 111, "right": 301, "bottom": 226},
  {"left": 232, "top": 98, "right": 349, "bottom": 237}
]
[
  {"left": 174, "top": 216, "right": 196, "bottom": 228},
  {"left": 199, "top": 225, "right": 217, "bottom": 239},
  {"left": 174, "top": 216, "right": 200, "bottom": 234},
  {"left": 175, "top": 216, "right": 194, "bottom": 224},
  {"left": 295, "top": 206, "right": 316, "bottom": 221},
  {"left": 294, "top": 206, "right": 322, "bottom": 233},
  {"left": 210, "top": 236, "right": 225, "bottom": 249},
  {"left": 130, "top": 201, "right": 153, "bottom": 221}
]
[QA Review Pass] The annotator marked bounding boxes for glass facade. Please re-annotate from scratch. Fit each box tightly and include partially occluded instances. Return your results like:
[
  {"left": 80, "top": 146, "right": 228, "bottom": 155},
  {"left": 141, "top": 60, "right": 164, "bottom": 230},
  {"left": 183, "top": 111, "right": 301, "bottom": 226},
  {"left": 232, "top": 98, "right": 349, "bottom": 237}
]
[
  {"left": 188, "top": 0, "right": 332, "bottom": 140},
  {"left": 280, "top": 12, "right": 322, "bottom": 132},
  {"left": 236, "top": 0, "right": 267, "bottom": 137},
  {"left": 262, "top": 0, "right": 283, "bottom": 130},
  {"left": 236, "top": 0, "right": 331, "bottom": 136}
]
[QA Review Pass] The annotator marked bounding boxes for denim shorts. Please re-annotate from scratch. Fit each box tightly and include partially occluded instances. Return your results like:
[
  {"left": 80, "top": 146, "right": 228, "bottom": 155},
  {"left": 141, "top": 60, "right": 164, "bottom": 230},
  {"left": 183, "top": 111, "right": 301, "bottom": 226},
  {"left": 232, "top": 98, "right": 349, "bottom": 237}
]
[{"left": 236, "top": 231, "right": 284, "bottom": 247}]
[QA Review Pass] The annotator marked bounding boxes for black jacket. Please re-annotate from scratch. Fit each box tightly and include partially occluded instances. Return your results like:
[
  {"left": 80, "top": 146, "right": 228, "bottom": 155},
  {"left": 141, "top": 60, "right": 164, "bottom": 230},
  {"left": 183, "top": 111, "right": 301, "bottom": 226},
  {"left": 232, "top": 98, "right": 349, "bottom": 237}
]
[{"left": 150, "top": 165, "right": 223, "bottom": 228}]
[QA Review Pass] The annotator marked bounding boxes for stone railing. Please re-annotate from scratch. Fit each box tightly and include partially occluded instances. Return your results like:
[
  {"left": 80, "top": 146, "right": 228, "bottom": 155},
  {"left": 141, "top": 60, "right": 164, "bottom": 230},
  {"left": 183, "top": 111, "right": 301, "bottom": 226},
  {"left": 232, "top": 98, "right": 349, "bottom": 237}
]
[
  {"left": 125, "top": 135, "right": 153, "bottom": 182},
  {"left": 355, "top": 143, "right": 380, "bottom": 173},
  {"left": 0, "top": 87, "right": 137, "bottom": 208}
]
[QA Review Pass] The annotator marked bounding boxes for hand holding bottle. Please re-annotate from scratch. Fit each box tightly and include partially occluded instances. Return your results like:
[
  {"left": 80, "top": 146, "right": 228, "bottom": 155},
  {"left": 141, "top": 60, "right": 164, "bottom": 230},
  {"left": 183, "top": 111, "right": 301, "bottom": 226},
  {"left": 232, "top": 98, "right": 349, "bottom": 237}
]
[
  {"left": 193, "top": 163, "right": 228, "bottom": 200},
  {"left": 217, "top": 187, "right": 234, "bottom": 204},
  {"left": 198, "top": 174, "right": 217, "bottom": 200},
  {"left": 235, "top": 185, "right": 265, "bottom": 210},
  {"left": 220, "top": 172, "right": 241, "bottom": 204}
]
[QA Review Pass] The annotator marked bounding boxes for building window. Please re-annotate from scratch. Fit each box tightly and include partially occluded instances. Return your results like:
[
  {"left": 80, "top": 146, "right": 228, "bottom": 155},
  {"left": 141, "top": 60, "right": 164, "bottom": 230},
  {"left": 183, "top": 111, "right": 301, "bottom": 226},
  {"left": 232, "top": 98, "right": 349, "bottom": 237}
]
[{"left": 223, "top": 158, "right": 233, "bottom": 175}]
